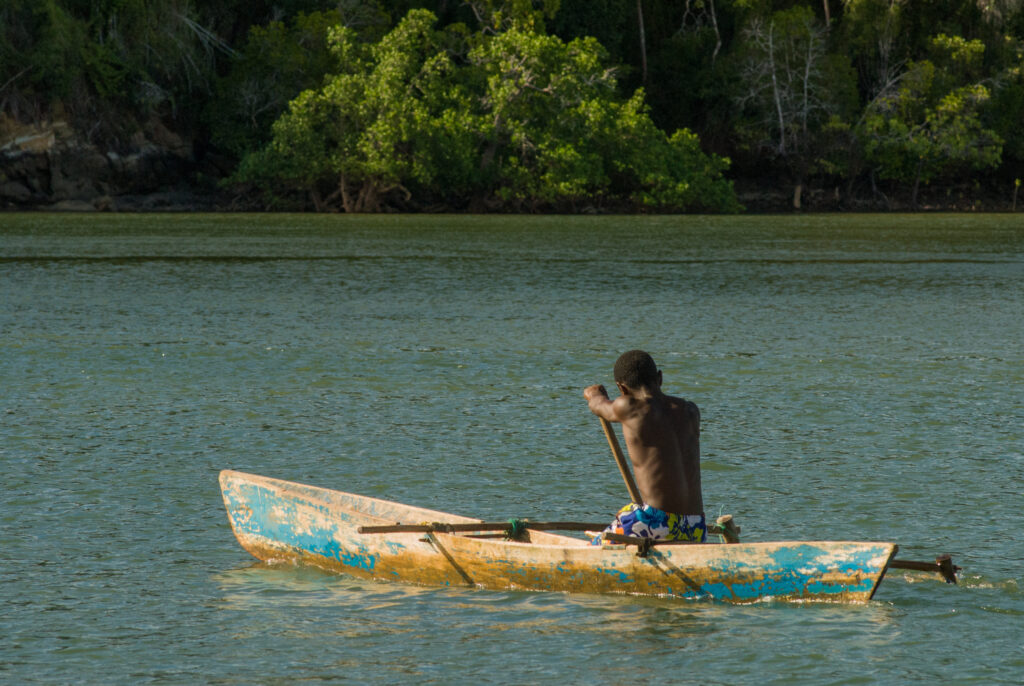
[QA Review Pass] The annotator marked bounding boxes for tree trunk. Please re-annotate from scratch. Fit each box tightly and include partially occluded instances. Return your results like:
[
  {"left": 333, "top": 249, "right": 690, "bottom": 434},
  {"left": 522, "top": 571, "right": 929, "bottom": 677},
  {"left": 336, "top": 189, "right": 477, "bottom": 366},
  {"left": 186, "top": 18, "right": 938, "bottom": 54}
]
[
  {"left": 709, "top": 0, "right": 722, "bottom": 64},
  {"left": 339, "top": 175, "right": 354, "bottom": 213},
  {"left": 311, "top": 188, "right": 326, "bottom": 212},
  {"left": 637, "top": 0, "right": 648, "bottom": 84},
  {"left": 355, "top": 181, "right": 380, "bottom": 213},
  {"left": 870, "top": 169, "right": 891, "bottom": 210},
  {"left": 767, "top": 22, "right": 786, "bottom": 155},
  {"left": 911, "top": 159, "right": 923, "bottom": 208}
]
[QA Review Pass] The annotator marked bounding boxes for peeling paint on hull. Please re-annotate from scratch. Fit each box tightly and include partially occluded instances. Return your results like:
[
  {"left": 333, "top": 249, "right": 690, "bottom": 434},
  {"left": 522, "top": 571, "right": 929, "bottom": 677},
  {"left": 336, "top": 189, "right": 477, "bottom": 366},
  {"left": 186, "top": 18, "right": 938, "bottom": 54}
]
[{"left": 219, "top": 470, "right": 897, "bottom": 603}]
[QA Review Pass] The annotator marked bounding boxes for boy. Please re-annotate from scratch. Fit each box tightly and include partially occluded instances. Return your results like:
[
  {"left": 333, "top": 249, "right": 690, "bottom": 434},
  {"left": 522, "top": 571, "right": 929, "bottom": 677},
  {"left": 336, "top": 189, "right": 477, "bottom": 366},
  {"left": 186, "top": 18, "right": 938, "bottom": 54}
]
[{"left": 584, "top": 350, "right": 706, "bottom": 543}]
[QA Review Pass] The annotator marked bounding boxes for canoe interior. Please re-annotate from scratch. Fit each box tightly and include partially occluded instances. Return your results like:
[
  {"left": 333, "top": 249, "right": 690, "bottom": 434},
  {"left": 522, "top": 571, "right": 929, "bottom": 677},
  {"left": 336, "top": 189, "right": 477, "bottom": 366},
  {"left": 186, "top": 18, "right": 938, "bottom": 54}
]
[{"left": 219, "top": 470, "right": 897, "bottom": 603}]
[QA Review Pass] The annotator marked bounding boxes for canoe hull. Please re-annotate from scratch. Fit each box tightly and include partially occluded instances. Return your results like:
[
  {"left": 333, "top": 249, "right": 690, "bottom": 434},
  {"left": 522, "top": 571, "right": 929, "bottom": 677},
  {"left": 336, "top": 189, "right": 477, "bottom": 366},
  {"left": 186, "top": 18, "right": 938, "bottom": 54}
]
[{"left": 220, "top": 470, "right": 897, "bottom": 603}]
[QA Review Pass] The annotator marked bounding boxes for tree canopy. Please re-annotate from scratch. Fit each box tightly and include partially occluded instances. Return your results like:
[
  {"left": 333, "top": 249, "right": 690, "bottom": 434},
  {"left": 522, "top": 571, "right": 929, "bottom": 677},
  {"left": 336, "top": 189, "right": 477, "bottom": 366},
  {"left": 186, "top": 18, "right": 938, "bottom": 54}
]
[
  {"left": 232, "top": 9, "right": 740, "bottom": 212},
  {"left": 3, "top": 0, "right": 1023, "bottom": 211}
]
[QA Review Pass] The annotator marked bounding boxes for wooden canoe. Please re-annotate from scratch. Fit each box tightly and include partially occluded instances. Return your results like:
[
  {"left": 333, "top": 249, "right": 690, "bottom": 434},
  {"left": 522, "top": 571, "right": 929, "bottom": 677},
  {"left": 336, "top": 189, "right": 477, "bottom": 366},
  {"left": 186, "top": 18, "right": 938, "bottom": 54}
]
[{"left": 219, "top": 470, "right": 899, "bottom": 603}]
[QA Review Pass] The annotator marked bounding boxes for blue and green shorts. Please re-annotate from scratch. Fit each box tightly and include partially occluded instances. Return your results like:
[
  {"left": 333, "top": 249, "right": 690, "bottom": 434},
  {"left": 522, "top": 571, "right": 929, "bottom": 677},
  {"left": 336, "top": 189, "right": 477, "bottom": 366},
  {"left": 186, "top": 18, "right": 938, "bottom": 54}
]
[{"left": 593, "top": 503, "right": 706, "bottom": 545}]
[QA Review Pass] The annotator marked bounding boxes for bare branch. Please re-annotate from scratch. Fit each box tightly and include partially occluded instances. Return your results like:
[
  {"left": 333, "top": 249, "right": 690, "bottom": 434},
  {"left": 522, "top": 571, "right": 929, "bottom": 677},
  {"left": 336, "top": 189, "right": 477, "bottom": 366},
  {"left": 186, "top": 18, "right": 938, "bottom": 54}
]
[{"left": 0, "top": 67, "right": 30, "bottom": 95}]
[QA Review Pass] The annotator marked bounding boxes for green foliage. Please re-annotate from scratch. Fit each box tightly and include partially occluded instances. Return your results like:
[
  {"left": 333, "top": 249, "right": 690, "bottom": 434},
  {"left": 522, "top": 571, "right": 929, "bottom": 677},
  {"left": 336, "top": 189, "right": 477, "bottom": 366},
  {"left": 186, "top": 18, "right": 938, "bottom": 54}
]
[
  {"left": 984, "top": 44, "right": 1024, "bottom": 169},
  {"left": 549, "top": 0, "right": 632, "bottom": 71},
  {"left": 27, "top": 0, "right": 91, "bottom": 98},
  {"left": 645, "top": 18, "right": 733, "bottom": 138},
  {"left": 5, "top": 0, "right": 1024, "bottom": 209},
  {"left": 860, "top": 60, "right": 1003, "bottom": 198},
  {"left": 1011, "top": 4, "right": 1024, "bottom": 39},
  {"left": 234, "top": 8, "right": 738, "bottom": 212},
  {"left": 1, "top": 0, "right": 240, "bottom": 141},
  {"left": 468, "top": 28, "right": 617, "bottom": 204},
  {"left": 234, "top": 11, "right": 478, "bottom": 210},
  {"left": 208, "top": 10, "right": 346, "bottom": 158},
  {"left": 988, "top": 76, "right": 1024, "bottom": 164},
  {"left": 465, "top": 0, "right": 562, "bottom": 32},
  {"left": 733, "top": 5, "right": 858, "bottom": 197},
  {"left": 928, "top": 33, "right": 987, "bottom": 86},
  {"left": 833, "top": 0, "right": 904, "bottom": 95}
]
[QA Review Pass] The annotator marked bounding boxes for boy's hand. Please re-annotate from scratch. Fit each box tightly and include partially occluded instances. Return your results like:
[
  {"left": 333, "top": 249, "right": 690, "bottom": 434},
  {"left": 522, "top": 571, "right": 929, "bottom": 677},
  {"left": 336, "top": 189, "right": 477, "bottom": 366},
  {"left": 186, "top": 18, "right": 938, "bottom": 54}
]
[{"left": 583, "top": 384, "right": 608, "bottom": 401}]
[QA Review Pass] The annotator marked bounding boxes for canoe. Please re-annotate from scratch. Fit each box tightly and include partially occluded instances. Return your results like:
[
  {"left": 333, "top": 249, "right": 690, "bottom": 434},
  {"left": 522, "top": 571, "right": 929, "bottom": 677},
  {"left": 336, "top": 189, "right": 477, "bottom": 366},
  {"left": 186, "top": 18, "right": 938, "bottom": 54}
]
[{"left": 219, "top": 470, "right": 907, "bottom": 603}]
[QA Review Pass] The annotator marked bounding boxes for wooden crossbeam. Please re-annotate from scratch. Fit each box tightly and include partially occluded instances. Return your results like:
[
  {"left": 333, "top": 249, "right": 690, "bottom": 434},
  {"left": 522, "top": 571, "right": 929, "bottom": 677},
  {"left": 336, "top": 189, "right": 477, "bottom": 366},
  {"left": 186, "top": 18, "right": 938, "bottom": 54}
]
[
  {"left": 359, "top": 517, "right": 740, "bottom": 538},
  {"left": 358, "top": 521, "right": 608, "bottom": 534}
]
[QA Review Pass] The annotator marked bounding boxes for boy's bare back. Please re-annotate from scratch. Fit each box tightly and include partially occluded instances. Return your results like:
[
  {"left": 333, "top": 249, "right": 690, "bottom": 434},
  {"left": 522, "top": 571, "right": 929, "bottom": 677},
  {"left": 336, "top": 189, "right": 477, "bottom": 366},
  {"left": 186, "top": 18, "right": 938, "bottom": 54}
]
[{"left": 584, "top": 351, "right": 703, "bottom": 515}]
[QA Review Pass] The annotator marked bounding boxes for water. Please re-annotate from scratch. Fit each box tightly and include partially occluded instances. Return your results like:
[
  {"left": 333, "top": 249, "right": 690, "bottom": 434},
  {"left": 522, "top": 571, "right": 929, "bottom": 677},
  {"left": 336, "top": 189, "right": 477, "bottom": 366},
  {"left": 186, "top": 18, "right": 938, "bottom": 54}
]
[{"left": 1, "top": 213, "right": 1022, "bottom": 684}]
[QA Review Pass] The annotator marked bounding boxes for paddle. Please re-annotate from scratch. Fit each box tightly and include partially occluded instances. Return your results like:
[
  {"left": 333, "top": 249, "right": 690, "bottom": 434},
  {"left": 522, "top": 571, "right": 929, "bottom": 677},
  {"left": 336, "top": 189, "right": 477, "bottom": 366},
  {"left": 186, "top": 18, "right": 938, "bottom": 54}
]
[{"left": 599, "top": 416, "right": 643, "bottom": 505}]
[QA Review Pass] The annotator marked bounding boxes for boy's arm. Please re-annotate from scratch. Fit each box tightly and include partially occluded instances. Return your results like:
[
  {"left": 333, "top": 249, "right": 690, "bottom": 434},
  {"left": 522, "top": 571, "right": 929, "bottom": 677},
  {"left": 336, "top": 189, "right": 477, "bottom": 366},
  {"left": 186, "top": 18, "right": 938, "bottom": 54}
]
[{"left": 584, "top": 384, "right": 619, "bottom": 421}]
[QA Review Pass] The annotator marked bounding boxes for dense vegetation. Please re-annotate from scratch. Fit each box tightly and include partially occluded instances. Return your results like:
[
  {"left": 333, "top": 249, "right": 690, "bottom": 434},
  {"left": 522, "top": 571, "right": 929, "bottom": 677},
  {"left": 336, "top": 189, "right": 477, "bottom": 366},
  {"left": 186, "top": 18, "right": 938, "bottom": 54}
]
[{"left": 3, "top": 1, "right": 1023, "bottom": 211}]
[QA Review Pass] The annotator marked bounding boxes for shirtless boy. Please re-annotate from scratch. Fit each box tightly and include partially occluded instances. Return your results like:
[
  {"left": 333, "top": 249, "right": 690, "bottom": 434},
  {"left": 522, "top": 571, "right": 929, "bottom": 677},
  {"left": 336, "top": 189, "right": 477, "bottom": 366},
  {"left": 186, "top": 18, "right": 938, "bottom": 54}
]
[{"left": 584, "top": 350, "right": 706, "bottom": 543}]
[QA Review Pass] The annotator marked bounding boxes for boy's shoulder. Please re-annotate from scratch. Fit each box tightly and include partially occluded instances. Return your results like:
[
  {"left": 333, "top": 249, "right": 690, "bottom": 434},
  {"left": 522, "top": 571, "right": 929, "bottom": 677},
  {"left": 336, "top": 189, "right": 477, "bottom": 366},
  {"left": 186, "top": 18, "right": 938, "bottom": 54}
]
[{"left": 664, "top": 393, "right": 700, "bottom": 416}]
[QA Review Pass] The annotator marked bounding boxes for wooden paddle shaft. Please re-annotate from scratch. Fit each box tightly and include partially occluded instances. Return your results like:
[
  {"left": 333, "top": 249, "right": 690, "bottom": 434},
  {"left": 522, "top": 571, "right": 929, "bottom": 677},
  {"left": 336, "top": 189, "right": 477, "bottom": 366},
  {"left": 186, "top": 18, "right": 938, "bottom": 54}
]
[{"left": 600, "top": 417, "right": 643, "bottom": 505}]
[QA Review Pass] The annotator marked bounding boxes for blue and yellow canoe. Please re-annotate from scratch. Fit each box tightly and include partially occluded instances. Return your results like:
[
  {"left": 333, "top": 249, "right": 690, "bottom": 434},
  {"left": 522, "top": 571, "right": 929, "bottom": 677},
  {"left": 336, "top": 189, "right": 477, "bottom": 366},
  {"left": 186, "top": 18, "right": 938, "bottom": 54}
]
[{"left": 219, "top": 470, "right": 952, "bottom": 603}]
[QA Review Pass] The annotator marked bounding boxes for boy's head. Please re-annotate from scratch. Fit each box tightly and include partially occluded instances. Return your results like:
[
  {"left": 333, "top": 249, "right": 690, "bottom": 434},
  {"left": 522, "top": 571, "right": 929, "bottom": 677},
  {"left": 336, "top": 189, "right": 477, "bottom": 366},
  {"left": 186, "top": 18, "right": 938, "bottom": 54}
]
[{"left": 613, "top": 350, "right": 659, "bottom": 389}]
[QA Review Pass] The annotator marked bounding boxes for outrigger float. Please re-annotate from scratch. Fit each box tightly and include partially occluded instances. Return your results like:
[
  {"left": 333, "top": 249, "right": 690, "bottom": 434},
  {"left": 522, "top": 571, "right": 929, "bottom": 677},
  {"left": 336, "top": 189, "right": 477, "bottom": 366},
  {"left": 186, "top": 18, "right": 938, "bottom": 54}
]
[{"left": 219, "top": 470, "right": 958, "bottom": 603}]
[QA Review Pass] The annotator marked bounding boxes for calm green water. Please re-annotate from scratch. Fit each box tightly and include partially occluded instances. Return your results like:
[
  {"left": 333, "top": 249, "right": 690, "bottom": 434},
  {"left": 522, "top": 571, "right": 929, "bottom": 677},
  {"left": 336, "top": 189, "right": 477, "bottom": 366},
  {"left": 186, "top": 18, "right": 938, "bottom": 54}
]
[{"left": 2, "top": 213, "right": 1022, "bottom": 684}]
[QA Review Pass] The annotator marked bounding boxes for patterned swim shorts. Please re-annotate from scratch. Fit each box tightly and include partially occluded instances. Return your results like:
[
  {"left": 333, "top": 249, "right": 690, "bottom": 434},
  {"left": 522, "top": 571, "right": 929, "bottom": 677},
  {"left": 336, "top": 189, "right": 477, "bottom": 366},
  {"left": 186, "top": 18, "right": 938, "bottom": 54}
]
[{"left": 593, "top": 503, "right": 706, "bottom": 545}]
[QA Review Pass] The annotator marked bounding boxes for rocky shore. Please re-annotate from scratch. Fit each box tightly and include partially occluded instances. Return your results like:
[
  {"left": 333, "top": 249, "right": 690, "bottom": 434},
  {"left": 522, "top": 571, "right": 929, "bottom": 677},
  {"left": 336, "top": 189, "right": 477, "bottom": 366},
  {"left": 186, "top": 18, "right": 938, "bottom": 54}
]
[{"left": 0, "top": 117, "right": 241, "bottom": 213}]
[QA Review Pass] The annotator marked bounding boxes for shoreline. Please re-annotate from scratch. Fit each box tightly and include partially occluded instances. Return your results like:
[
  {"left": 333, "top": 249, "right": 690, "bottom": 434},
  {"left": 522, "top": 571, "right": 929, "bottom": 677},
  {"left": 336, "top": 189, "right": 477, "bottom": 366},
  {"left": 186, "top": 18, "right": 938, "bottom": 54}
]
[
  {"left": 3, "top": 121, "right": 1019, "bottom": 215},
  {"left": 2, "top": 190, "right": 1018, "bottom": 214}
]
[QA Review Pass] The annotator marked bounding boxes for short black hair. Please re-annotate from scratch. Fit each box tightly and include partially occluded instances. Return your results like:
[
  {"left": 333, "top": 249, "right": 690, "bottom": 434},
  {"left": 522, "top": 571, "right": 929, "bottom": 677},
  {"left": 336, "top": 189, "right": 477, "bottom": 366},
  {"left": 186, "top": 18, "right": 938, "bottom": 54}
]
[{"left": 613, "top": 350, "right": 659, "bottom": 388}]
